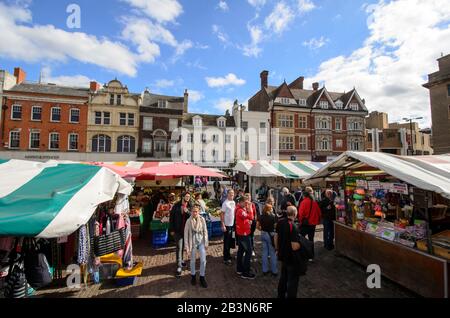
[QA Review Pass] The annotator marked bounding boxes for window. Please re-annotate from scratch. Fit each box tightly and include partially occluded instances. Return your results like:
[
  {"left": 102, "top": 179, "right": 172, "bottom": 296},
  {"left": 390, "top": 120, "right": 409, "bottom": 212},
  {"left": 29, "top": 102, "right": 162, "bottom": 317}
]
[
  {"left": 320, "top": 138, "right": 330, "bottom": 151},
  {"left": 142, "top": 138, "right": 152, "bottom": 153},
  {"left": 350, "top": 140, "right": 361, "bottom": 151},
  {"left": 188, "top": 150, "right": 194, "bottom": 162},
  {"left": 154, "top": 140, "right": 166, "bottom": 153},
  {"left": 11, "top": 105, "right": 22, "bottom": 120},
  {"left": 280, "top": 98, "right": 290, "bottom": 105},
  {"left": 193, "top": 117, "right": 202, "bottom": 126},
  {"left": 350, "top": 103, "right": 358, "bottom": 111},
  {"left": 169, "top": 119, "right": 178, "bottom": 131},
  {"left": 187, "top": 133, "right": 193, "bottom": 143},
  {"left": 29, "top": 131, "right": 40, "bottom": 149},
  {"left": 95, "top": 112, "right": 102, "bottom": 125},
  {"left": 225, "top": 150, "right": 231, "bottom": 162},
  {"left": 117, "top": 135, "right": 135, "bottom": 153},
  {"left": 110, "top": 94, "right": 115, "bottom": 105},
  {"left": 299, "top": 99, "right": 307, "bottom": 106},
  {"left": 335, "top": 118, "right": 342, "bottom": 131},
  {"left": 116, "top": 95, "right": 122, "bottom": 105},
  {"left": 225, "top": 134, "right": 231, "bottom": 143},
  {"left": 260, "top": 122, "right": 266, "bottom": 134},
  {"left": 9, "top": 131, "right": 20, "bottom": 149},
  {"left": 298, "top": 116, "right": 307, "bottom": 129},
  {"left": 319, "top": 101, "right": 329, "bottom": 109},
  {"left": 218, "top": 120, "right": 225, "bottom": 128},
  {"left": 70, "top": 108, "right": 80, "bottom": 123},
  {"left": 68, "top": 133, "right": 78, "bottom": 151},
  {"left": 158, "top": 100, "right": 167, "bottom": 108},
  {"left": 49, "top": 133, "right": 60, "bottom": 150},
  {"left": 103, "top": 112, "right": 111, "bottom": 125},
  {"left": 212, "top": 149, "right": 218, "bottom": 162},
  {"left": 259, "top": 142, "right": 267, "bottom": 156},
  {"left": 119, "top": 113, "right": 127, "bottom": 126},
  {"left": 92, "top": 134, "right": 111, "bottom": 152},
  {"left": 349, "top": 121, "right": 362, "bottom": 131},
  {"left": 212, "top": 134, "right": 219, "bottom": 143},
  {"left": 201, "top": 133, "right": 207, "bottom": 143},
  {"left": 278, "top": 114, "right": 293, "bottom": 128},
  {"left": 201, "top": 150, "right": 206, "bottom": 162},
  {"left": 143, "top": 117, "right": 153, "bottom": 130},
  {"left": 335, "top": 101, "right": 343, "bottom": 109},
  {"left": 128, "top": 113, "right": 135, "bottom": 126},
  {"left": 50, "top": 107, "right": 61, "bottom": 122},
  {"left": 279, "top": 136, "right": 294, "bottom": 150},
  {"left": 336, "top": 139, "right": 343, "bottom": 148},
  {"left": 368, "top": 133, "right": 373, "bottom": 142},
  {"left": 447, "top": 84, "right": 450, "bottom": 96},
  {"left": 170, "top": 140, "right": 177, "bottom": 154},
  {"left": 242, "top": 121, "right": 248, "bottom": 131},
  {"left": 317, "top": 118, "right": 330, "bottom": 129},
  {"left": 31, "top": 106, "right": 42, "bottom": 121},
  {"left": 299, "top": 136, "right": 308, "bottom": 150}
]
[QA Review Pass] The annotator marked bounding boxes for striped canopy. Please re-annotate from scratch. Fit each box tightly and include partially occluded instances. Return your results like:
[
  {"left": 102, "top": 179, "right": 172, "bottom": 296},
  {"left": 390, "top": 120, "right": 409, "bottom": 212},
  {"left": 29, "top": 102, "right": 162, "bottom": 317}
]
[
  {"left": 0, "top": 159, "right": 132, "bottom": 238},
  {"left": 243, "top": 160, "right": 326, "bottom": 179}
]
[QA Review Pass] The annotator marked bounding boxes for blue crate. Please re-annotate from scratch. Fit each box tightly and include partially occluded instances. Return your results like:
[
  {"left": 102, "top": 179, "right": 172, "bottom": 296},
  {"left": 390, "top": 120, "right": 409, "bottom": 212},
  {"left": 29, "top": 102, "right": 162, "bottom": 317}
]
[
  {"left": 152, "top": 229, "right": 168, "bottom": 248},
  {"left": 115, "top": 276, "right": 136, "bottom": 287}
]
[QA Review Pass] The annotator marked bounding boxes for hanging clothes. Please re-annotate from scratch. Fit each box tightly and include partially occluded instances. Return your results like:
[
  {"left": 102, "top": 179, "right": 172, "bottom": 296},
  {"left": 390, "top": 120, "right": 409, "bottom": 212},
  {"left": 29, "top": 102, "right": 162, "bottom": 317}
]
[
  {"left": 122, "top": 214, "right": 133, "bottom": 270},
  {"left": 115, "top": 194, "right": 130, "bottom": 215},
  {"left": 77, "top": 225, "right": 89, "bottom": 265}
]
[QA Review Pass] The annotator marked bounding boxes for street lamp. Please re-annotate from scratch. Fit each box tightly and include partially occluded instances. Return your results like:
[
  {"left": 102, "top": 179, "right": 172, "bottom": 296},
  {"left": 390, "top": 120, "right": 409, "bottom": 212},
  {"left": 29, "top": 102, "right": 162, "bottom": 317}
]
[{"left": 402, "top": 116, "right": 423, "bottom": 156}]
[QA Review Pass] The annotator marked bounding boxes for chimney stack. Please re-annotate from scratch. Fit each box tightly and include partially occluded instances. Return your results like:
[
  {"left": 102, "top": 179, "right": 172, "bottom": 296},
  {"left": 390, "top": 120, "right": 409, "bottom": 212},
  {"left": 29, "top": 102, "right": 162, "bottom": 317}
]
[
  {"left": 260, "top": 70, "right": 269, "bottom": 90},
  {"left": 312, "top": 82, "right": 319, "bottom": 91},
  {"left": 289, "top": 76, "right": 304, "bottom": 89},
  {"left": 183, "top": 89, "right": 189, "bottom": 113},
  {"left": 14, "top": 67, "right": 26, "bottom": 85},
  {"left": 90, "top": 81, "right": 101, "bottom": 92}
]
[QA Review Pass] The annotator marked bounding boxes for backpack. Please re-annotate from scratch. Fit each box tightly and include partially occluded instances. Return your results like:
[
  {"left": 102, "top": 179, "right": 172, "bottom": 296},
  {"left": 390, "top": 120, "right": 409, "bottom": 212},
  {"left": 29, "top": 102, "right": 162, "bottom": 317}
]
[
  {"left": 288, "top": 221, "right": 314, "bottom": 275},
  {"left": 23, "top": 239, "right": 52, "bottom": 289}
]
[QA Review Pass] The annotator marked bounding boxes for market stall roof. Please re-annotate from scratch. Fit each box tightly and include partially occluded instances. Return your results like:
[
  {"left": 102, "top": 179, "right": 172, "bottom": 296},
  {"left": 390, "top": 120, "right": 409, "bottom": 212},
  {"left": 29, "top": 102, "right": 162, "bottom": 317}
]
[
  {"left": 247, "top": 160, "right": 327, "bottom": 179},
  {"left": 304, "top": 152, "right": 450, "bottom": 199},
  {"left": 88, "top": 162, "right": 143, "bottom": 178},
  {"left": 103, "top": 161, "right": 187, "bottom": 169},
  {"left": 0, "top": 159, "right": 132, "bottom": 238},
  {"left": 233, "top": 160, "right": 257, "bottom": 173},
  {"left": 138, "top": 163, "right": 228, "bottom": 180}
]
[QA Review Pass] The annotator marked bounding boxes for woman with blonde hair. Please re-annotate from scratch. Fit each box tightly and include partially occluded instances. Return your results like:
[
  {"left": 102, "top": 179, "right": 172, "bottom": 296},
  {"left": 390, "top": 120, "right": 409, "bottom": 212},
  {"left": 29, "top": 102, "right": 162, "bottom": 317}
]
[
  {"left": 184, "top": 205, "right": 209, "bottom": 288},
  {"left": 257, "top": 203, "right": 278, "bottom": 276}
]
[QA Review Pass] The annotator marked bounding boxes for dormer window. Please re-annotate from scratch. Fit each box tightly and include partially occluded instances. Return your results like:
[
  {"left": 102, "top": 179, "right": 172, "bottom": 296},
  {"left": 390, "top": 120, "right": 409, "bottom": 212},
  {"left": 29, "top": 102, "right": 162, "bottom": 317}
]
[
  {"left": 299, "top": 99, "right": 307, "bottom": 106},
  {"left": 335, "top": 101, "right": 343, "bottom": 109},
  {"left": 110, "top": 94, "right": 115, "bottom": 105},
  {"left": 319, "top": 101, "right": 329, "bottom": 109},
  {"left": 350, "top": 103, "right": 358, "bottom": 111},
  {"left": 158, "top": 100, "right": 168, "bottom": 108},
  {"left": 193, "top": 117, "right": 202, "bottom": 126},
  {"left": 218, "top": 119, "right": 226, "bottom": 128},
  {"left": 280, "top": 98, "right": 290, "bottom": 105},
  {"left": 116, "top": 94, "right": 122, "bottom": 105}
]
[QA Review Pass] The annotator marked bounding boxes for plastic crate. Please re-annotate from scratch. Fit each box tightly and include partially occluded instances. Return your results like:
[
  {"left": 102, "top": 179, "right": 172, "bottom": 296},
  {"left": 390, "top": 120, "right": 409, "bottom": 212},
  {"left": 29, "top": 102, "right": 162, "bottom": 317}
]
[
  {"left": 210, "top": 221, "right": 223, "bottom": 238},
  {"left": 115, "top": 276, "right": 136, "bottom": 287},
  {"left": 152, "top": 230, "right": 169, "bottom": 248},
  {"left": 99, "top": 263, "right": 120, "bottom": 280},
  {"left": 150, "top": 220, "right": 170, "bottom": 231}
]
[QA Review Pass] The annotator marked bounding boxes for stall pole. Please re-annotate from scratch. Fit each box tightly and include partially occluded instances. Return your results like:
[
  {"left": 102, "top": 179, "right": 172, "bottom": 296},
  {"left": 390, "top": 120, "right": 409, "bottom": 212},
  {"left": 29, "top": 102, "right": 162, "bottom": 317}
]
[{"left": 425, "top": 193, "right": 434, "bottom": 255}]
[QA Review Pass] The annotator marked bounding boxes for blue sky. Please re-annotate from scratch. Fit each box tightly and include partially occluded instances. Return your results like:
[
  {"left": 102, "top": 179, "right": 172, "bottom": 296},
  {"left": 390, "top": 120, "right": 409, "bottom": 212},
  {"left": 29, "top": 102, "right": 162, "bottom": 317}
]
[{"left": 0, "top": 0, "right": 449, "bottom": 126}]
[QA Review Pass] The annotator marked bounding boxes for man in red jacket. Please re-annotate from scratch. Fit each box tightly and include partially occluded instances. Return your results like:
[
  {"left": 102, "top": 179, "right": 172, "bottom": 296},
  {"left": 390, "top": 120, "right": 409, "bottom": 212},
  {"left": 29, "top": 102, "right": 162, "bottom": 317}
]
[
  {"left": 298, "top": 187, "right": 321, "bottom": 261},
  {"left": 235, "top": 196, "right": 255, "bottom": 279}
]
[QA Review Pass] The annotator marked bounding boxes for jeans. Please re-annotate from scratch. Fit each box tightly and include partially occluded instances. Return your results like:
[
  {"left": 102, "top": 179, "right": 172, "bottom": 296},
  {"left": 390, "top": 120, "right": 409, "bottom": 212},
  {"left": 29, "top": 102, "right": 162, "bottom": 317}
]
[
  {"left": 236, "top": 235, "right": 252, "bottom": 274},
  {"left": 277, "top": 262, "right": 300, "bottom": 298},
  {"left": 223, "top": 226, "right": 233, "bottom": 261},
  {"left": 323, "top": 219, "right": 335, "bottom": 249},
  {"left": 300, "top": 224, "right": 316, "bottom": 258},
  {"left": 190, "top": 243, "right": 207, "bottom": 277},
  {"left": 175, "top": 233, "right": 184, "bottom": 268},
  {"left": 250, "top": 220, "right": 257, "bottom": 252},
  {"left": 261, "top": 231, "right": 277, "bottom": 274}
]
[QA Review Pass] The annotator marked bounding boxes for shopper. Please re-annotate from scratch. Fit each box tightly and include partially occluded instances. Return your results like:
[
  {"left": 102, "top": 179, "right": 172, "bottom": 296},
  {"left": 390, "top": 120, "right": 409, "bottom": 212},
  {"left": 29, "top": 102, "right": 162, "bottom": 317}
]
[
  {"left": 235, "top": 196, "right": 255, "bottom": 279},
  {"left": 221, "top": 189, "right": 235, "bottom": 265},
  {"left": 170, "top": 192, "right": 193, "bottom": 277},
  {"left": 280, "top": 187, "right": 296, "bottom": 212},
  {"left": 298, "top": 187, "right": 321, "bottom": 261},
  {"left": 257, "top": 204, "right": 278, "bottom": 276},
  {"left": 245, "top": 193, "right": 258, "bottom": 257},
  {"left": 294, "top": 187, "right": 303, "bottom": 206},
  {"left": 184, "top": 205, "right": 208, "bottom": 288},
  {"left": 213, "top": 180, "right": 221, "bottom": 200},
  {"left": 234, "top": 189, "right": 245, "bottom": 204},
  {"left": 275, "top": 206, "right": 301, "bottom": 298},
  {"left": 320, "top": 189, "right": 336, "bottom": 250},
  {"left": 194, "top": 193, "right": 207, "bottom": 213}
]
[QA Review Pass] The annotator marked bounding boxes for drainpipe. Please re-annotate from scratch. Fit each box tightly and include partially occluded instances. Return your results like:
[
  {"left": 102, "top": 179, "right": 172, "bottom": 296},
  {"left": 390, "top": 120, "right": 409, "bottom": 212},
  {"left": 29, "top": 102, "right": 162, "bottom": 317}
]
[{"left": 1, "top": 97, "right": 7, "bottom": 143}]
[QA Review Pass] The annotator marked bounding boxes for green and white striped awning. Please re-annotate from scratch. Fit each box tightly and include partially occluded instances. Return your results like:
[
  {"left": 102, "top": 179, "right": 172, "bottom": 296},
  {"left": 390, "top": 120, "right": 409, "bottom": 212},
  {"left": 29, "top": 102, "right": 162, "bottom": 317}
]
[
  {"left": 244, "top": 160, "right": 327, "bottom": 179},
  {"left": 0, "top": 159, "right": 132, "bottom": 238}
]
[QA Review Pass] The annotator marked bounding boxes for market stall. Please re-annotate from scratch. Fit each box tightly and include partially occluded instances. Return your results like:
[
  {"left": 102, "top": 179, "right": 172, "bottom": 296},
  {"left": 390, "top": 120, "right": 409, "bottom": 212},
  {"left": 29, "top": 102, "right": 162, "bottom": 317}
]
[{"left": 305, "top": 152, "right": 450, "bottom": 298}]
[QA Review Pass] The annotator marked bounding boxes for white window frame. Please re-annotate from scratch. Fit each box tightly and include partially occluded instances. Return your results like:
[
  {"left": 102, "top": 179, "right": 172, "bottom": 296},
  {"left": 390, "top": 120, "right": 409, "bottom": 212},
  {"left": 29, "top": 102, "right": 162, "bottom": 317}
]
[
  {"left": 94, "top": 112, "right": 102, "bottom": 125},
  {"left": 212, "top": 134, "right": 219, "bottom": 143},
  {"left": 9, "top": 130, "right": 20, "bottom": 149},
  {"left": 49, "top": 132, "right": 60, "bottom": 150},
  {"left": 225, "top": 150, "right": 231, "bottom": 162},
  {"left": 218, "top": 120, "right": 225, "bottom": 128},
  {"left": 317, "top": 118, "right": 330, "bottom": 129},
  {"left": 259, "top": 122, "right": 267, "bottom": 134},
  {"left": 280, "top": 97, "right": 290, "bottom": 105},
  {"left": 68, "top": 133, "right": 79, "bottom": 151},
  {"left": 299, "top": 99, "right": 307, "bottom": 106},
  {"left": 119, "top": 113, "right": 127, "bottom": 126},
  {"left": 299, "top": 136, "right": 308, "bottom": 150},
  {"left": 320, "top": 138, "right": 330, "bottom": 151},
  {"left": 278, "top": 114, "right": 293, "bottom": 128},
  {"left": 70, "top": 108, "right": 80, "bottom": 123},
  {"left": 187, "top": 133, "right": 194, "bottom": 143},
  {"left": 188, "top": 150, "right": 194, "bottom": 162},
  {"left": 11, "top": 105, "right": 22, "bottom": 120},
  {"left": 225, "top": 134, "right": 231, "bottom": 144},
  {"left": 110, "top": 94, "right": 115, "bottom": 105},
  {"left": 350, "top": 103, "right": 358, "bottom": 111},
  {"left": 158, "top": 100, "right": 168, "bottom": 108},
  {"left": 298, "top": 116, "right": 307, "bottom": 129},
  {"left": 116, "top": 94, "right": 122, "bottom": 105},
  {"left": 279, "top": 136, "right": 294, "bottom": 150},
  {"left": 29, "top": 131, "right": 40, "bottom": 150},
  {"left": 143, "top": 117, "right": 153, "bottom": 130},
  {"left": 128, "top": 113, "right": 135, "bottom": 126},
  {"left": 169, "top": 119, "right": 178, "bottom": 132},
  {"left": 319, "top": 100, "right": 329, "bottom": 109},
  {"left": 50, "top": 107, "right": 61, "bottom": 122},
  {"left": 194, "top": 117, "right": 202, "bottom": 126},
  {"left": 335, "top": 118, "right": 342, "bottom": 131},
  {"left": 142, "top": 138, "right": 152, "bottom": 153},
  {"left": 336, "top": 139, "right": 343, "bottom": 148},
  {"left": 335, "top": 101, "right": 343, "bottom": 109},
  {"left": 103, "top": 112, "right": 111, "bottom": 125},
  {"left": 259, "top": 141, "right": 267, "bottom": 157},
  {"left": 31, "top": 106, "right": 42, "bottom": 121},
  {"left": 350, "top": 140, "right": 361, "bottom": 151}
]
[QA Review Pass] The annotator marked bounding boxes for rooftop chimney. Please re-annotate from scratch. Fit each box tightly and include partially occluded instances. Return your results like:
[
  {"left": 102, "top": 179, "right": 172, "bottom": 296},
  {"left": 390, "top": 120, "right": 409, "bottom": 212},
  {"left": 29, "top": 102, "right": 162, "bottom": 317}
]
[
  {"left": 312, "top": 82, "right": 319, "bottom": 91},
  {"left": 90, "top": 81, "right": 101, "bottom": 92},
  {"left": 14, "top": 67, "right": 26, "bottom": 85},
  {"left": 260, "top": 70, "right": 269, "bottom": 90},
  {"left": 289, "top": 76, "right": 304, "bottom": 89},
  {"left": 183, "top": 89, "right": 189, "bottom": 113}
]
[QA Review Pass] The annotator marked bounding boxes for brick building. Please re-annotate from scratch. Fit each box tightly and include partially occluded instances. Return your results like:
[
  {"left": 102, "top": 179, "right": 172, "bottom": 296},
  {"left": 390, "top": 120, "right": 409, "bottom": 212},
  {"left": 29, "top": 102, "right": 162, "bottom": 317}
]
[
  {"left": 0, "top": 67, "right": 89, "bottom": 159},
  {"left": 423, "top": 53, "right": 450, "bottom": 154},
  {"left": 248, "top": 71, "right": 368, "bottom": 161}
]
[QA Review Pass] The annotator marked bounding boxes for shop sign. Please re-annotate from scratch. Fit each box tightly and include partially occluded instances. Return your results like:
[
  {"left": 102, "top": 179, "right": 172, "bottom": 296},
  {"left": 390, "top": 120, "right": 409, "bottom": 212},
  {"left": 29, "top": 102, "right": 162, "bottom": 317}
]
[
  {"left": 390, "top": 183, "right": 408, "bottom": 194},
  {"left": 356, "top": 179, "right": 368, "bottom": 189},
  {"left": 380, "top": 182, "right": 392, "bottom": 191},
  {"left": 367, "top": 180, "right": 381, "bottom": 190}
]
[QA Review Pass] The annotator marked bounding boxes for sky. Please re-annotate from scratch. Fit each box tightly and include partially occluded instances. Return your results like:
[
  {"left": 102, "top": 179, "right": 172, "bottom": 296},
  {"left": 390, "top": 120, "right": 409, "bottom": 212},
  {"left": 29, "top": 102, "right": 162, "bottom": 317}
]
[{"left": 0, "top": 0, "right": 449, "bottom": 127}]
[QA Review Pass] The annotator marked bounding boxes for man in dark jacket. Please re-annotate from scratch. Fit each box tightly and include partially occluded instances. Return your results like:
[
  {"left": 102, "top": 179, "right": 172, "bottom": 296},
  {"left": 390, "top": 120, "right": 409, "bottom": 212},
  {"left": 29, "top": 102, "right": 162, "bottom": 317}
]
[
  {"left": 170, "top": 192, "right": 192, "bottom": 277},
  {"left": 280, "top": 188, "right": 296, "bottom": 212},
  {"left": 320, "top": 189, "right": 336, "bottom": 250}
]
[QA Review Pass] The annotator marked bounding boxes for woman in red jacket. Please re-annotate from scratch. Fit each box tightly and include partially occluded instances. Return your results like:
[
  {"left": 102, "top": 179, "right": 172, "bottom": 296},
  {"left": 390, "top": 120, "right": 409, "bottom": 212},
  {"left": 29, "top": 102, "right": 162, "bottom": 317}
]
[{"left": 298, "top": 187, "right": 321, "bottom": 261}]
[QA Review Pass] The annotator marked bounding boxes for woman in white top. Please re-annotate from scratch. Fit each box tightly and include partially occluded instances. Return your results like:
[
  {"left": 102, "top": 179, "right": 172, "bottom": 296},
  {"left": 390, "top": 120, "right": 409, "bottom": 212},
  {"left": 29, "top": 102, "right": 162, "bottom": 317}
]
[{"left": 184, "top": 205, "right": 209, "bottom": 288}]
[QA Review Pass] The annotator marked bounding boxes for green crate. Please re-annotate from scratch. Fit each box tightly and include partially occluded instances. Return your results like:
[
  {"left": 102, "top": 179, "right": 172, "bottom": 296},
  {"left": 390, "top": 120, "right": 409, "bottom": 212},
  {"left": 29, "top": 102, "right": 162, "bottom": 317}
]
[{"left": 150, "top": 220, "right": 170, "bottom": 231}]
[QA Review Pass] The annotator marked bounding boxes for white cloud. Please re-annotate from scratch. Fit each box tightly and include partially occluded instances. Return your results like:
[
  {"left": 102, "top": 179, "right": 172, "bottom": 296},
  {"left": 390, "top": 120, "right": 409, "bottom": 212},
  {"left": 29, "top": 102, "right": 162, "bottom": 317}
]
[
  {"left": 298, "top": 0, "right": 316, "bottom": 14},
  {"left": 303, "top": 36, "right": 329, "bottom": 50},
  {"left": 306, "top": 0, "right": 450, "bottom": 126},
  {"left": 218, "top": 1, "right": 229, "bottom": 11},
  {"left": 154, "top": 79, "right": 175, "bottom": 88},
  {"left": 122, "top": 0, "right": 183, "bottom": 23},
  {"left": 212, "top": 24, "right": 232, "bottom": 47},
  {"left": 247, "top": 0, "right": 266, "bottom": 8},
  {"left": 206, "top": 73, "right": 246, "bottom": 88},
  {"left": 41, "top": 67, "right": 93, "bottom": 87},
  {"left": 188, "top": 90, "right": 204, "bottom": 103},
  {"left": 265, "top": 2, "right": 295, "bottom": 34},
  {"left": 241, "top": 24, "right": 263, "bottom": 57},
  {"left": 215, "top": 98, "right": 235, "bottom": 112}
]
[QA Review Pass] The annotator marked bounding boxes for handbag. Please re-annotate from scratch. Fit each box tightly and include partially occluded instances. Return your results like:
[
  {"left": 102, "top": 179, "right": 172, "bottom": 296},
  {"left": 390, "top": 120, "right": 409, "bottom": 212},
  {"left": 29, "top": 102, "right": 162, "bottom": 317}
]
[
  {"left": 24, "top": 239, "right": 52, "bottom": 289},
  {"left": 91, "top": 227, "right": 126, "bottom": 257}
]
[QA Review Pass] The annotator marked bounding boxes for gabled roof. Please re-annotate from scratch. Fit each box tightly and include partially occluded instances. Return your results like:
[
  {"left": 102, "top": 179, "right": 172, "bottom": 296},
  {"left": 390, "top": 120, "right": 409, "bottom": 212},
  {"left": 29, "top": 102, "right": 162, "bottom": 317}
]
[
  {"left": 183, "top": 113, "right": 236, "bottom": 127},
  {"left": 6, "top": 82, "right": 89, "bottom": 98},
  {"left": 311, "top": 87, "right": 336, "bottom": 109},
  {"left": 272, "top": 82, "right": 295, "bottom": 100},
  {"left": 141, "top": 91, "right": 184, "bottom": 109}
]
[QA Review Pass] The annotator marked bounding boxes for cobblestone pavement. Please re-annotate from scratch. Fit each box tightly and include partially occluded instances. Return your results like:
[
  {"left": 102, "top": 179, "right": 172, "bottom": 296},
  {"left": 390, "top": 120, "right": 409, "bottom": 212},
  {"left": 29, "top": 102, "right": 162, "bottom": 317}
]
[{"left": 35, "top": 227, "right": 417, "bottom": 298}]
